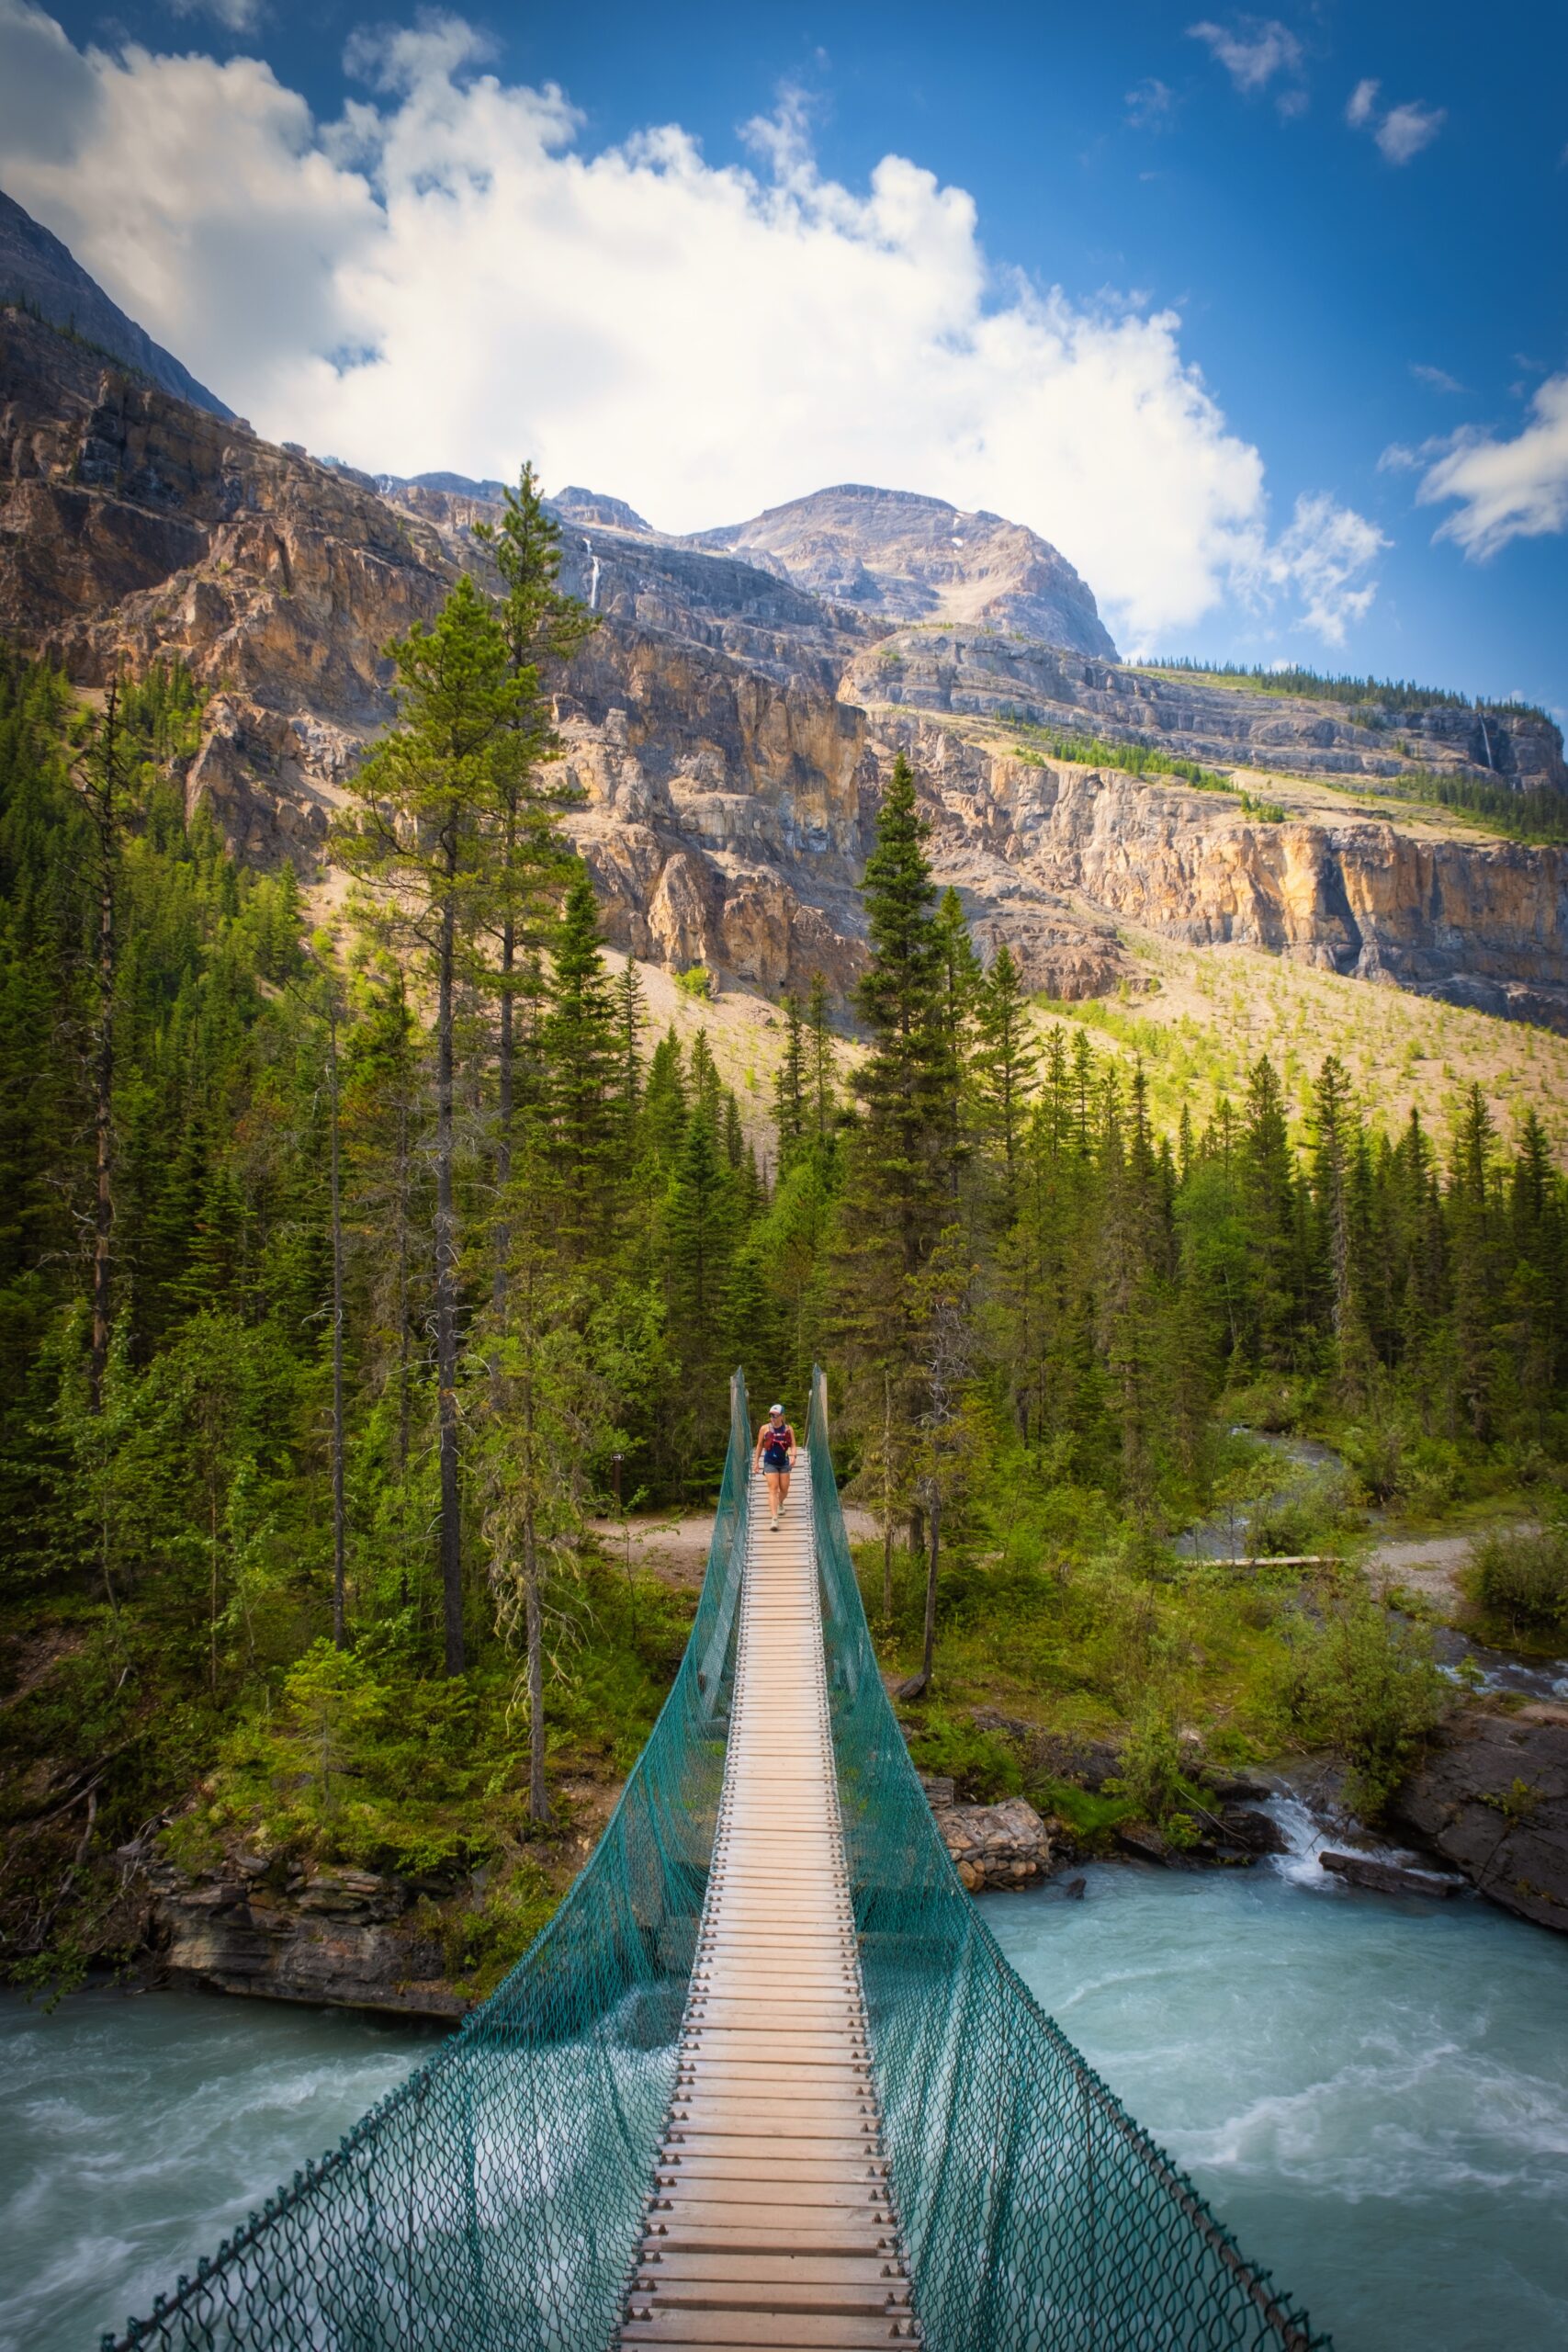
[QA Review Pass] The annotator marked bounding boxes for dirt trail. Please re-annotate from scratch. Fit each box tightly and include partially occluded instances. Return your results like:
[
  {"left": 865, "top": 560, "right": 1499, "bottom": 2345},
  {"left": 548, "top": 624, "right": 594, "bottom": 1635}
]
[
  {"left": 1367, "top": 1525, "right": 1538, "bottom": 1612},
  {"left": 590, "top": 1502, "right": 880, "bottom": 1593}
]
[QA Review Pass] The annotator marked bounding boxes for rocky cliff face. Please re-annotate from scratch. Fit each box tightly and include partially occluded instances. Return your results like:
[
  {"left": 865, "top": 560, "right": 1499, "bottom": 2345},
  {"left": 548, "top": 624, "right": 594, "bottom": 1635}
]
[
  {"left": 0, "top": 187, "right": 231, "bottom": 419},
  {"left": 5, "top": 287, "right": 1568, "bottom": 1027},
  {"left": 844, "top": 628, "right": 1568, "bottom": 790},
  {"left": 692, "top": 482, "right": 1118, "bottom": 661},
  {"left": 893, "top": 716, "right": 1568, "bottom": 1026}
]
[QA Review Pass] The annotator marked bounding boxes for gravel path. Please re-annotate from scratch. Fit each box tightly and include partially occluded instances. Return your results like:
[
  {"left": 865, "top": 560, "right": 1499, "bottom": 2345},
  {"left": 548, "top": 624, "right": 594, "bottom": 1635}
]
[{"left": 1367, "top": 1525, "right": 1537, "bottom": 1611}]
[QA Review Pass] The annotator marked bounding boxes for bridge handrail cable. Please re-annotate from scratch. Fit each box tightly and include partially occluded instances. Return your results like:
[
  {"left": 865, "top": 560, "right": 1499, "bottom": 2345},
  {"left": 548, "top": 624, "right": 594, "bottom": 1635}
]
[{"left": 806, "top": 1366, "right": 1329, "bottom": 2352}]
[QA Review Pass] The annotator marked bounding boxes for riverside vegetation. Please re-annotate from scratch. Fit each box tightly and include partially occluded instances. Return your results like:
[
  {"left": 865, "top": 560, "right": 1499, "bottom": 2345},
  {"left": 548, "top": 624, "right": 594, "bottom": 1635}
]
[{"left": 4, "top": 474, "right": 1567, "bottom": 1997}]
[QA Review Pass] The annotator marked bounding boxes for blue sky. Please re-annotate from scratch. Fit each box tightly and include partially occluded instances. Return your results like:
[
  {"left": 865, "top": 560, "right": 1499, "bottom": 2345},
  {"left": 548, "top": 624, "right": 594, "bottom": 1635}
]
[{"left": 5, "top": 0, "right": 1566, "bottom": 709}]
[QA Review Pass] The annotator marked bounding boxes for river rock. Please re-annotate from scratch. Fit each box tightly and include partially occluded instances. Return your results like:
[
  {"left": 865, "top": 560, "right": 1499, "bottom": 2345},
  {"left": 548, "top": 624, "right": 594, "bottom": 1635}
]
[
  {"left": 1319, "top": 1851, "right": 1467, "bottom": 1898},
  {"left": 141, "top": 1859, "right": 466, "bottom": 2016},
  {"left": 938, "top": 1796, "right": 1052, "bottom": 1892},
  {"left": 1214, "top": 1806, "right": 1290, "bottom": 1855},
  {"left": 1389, "top": 1707, "right": 1568, "bottom": 1933}
]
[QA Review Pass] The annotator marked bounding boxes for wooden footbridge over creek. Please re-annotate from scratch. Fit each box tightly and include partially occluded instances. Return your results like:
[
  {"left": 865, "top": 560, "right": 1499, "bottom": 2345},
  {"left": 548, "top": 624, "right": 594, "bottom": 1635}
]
[{"left": 107, "top": 1374, "right": 1327, "bottom": 2352}]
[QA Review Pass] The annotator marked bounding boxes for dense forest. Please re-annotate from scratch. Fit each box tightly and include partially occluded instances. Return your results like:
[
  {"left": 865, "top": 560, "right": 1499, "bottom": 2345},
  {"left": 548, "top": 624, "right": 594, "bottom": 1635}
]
[
  {"left": 1136, "top": 656, "right": 1549, "bottom": 721},
  {"left": 4, "top": 478, "right": 1567, "bottom": 1991}
]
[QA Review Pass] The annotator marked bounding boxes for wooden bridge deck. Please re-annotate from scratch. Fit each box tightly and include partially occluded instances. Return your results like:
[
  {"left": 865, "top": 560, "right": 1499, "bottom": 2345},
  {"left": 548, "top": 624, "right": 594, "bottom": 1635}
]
[{"left": 619, "top": 1453, "right": 919, "bottom": 2352}]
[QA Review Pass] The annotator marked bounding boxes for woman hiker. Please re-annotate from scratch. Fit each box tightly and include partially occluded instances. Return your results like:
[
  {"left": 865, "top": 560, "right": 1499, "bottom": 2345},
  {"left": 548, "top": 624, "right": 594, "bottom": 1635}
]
[{"left": 754, "top": 1402, "right": 796, "bottom": 1530}]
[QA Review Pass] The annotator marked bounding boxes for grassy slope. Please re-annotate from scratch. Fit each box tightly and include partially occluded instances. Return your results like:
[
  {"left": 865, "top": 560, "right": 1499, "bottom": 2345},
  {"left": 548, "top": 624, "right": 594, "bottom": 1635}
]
[{"left": 1038, "top": 926, "right": 1568, "bottom": 1160}]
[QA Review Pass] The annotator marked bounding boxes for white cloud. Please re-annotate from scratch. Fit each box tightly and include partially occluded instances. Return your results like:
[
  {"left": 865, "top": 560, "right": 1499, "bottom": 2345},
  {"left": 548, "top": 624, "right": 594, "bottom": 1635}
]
[
  {"left": 1411, "top": 362, "right": 1465, "bottom": 395},
  {"left": 1416, "top": 375, "right": 1568, "bottom": 558},
  {"left": 0, "top": 3, "right": 1385, "bottom": 646},
  {"left": 167, "top": 0, "right": 265, "bottom": 34},
  {"left": 1345, "top": 77, "right": 1379, "bottom": 128},
  {"left": 1246, "top": 492, "right": 1389, "bottom": 644},
  {"left": 1376, "top": 100, "right": 1446, "bottom": 164},
  {"left": 1344, "top": 76, "right": 1446, "bottom": 164},
  {"left": 1187, "top": 17, "right": 1303, "bottom": 99},
  {"left": 1124, "top": 77, "right": 1175, "bottom": 130}
]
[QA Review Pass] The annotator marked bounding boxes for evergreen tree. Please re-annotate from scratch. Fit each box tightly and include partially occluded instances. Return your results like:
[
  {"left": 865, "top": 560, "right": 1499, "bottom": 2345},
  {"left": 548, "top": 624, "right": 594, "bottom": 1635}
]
[
  {"left": 539, "top": 866, "right": 620, "bottom": 1257},
  {"left": 333, "top": 573, "right": 526, "bottom": 1673},
  {"left": 773, "top": 992, "right": 807, "bottom": 1173},
  {"left": 972, "top": 942, "right": 1037, "bottom": 1225}
]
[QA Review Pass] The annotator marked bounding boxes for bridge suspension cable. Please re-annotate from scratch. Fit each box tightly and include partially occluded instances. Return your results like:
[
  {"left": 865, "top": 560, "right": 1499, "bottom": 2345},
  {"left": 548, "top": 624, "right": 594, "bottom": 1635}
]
[{"left": 107, "top": 1368, "right": 1326, "bottom": 2352}]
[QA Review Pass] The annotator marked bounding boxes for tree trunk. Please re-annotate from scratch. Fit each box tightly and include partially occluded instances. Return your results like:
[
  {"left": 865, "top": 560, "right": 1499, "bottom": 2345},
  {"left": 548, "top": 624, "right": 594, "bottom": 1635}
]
[
  {"left": 492, "top": 915, "right": 513, "bottom": 1358},
  {"left": 327, "top": 993, "right": 346, "bottom": 1647},
  {"left": 524, "top": 1510, "right": 551, "bottom": 1826},
  {"left": 434, "top": 887, "right": 465, "bottom": 1675},
  {"left": 919, "top": 1487, "right": 940, "bottom": 1687},
  {"left": 896, "top": 1485, "right": 940, "bottom": 1703},
  {"left": 881, "top": 1371, "right": 895, "bottom": 1620},
  {"left": 88, "top": 681, "right": 119, "bottom": 1412},
  {"left": 908, "top": 1501, "right": 925, "bottom": 1559}
]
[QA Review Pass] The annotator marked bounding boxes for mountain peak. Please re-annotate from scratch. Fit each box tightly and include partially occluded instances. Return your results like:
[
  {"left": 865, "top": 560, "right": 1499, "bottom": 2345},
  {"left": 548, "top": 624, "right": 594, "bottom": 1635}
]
[
  {"left": 0, "top": 187, "right": 231, "bottom": 420},
  {"left": 554, "top": 486, "right": 652, "bottom": 534},
  {"left": 688, "top": 481, "right": 1116, "bottom": 659}
]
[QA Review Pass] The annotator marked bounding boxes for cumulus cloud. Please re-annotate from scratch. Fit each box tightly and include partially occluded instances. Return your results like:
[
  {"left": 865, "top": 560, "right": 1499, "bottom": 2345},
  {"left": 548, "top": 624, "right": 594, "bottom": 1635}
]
[
  {"left": 1187, "top": 17, "right": 1303, "bottom": 102},
  {"left": 1124, "top": 77, "right": 1175, "bottom": 130},
  {"left": 1376, "top": 100, "right": 1446, "bottom": 164},
  {"left": 1346, "top": 76, "right": 1379, "bottom": 127},
  {"left": 1245, "top": 493, "right": 1389, "bottom": 644},
  {"left": 166, "top": 0, "right": 265, "bottom": 34},
  {"left": 1345, "top": 76, "right": 1446, "bottom": 163},
  {"left": 1416, "top": 376, "right": 1568, "bottom": 558},
  {"left": 0, "top": 2, "right": 1384, "bottom": 644}
]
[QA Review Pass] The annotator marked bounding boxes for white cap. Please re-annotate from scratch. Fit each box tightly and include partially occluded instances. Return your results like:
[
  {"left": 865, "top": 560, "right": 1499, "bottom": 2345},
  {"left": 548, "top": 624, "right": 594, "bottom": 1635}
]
[{"left": 770, "top": 1403, "right": 784, "bottom": 1415}]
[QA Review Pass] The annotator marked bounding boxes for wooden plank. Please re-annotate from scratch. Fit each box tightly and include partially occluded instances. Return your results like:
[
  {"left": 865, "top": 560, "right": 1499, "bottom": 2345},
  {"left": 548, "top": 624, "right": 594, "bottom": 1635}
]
[{"left": 622, "top": 1458, "right": 918, "bottom": 2352}]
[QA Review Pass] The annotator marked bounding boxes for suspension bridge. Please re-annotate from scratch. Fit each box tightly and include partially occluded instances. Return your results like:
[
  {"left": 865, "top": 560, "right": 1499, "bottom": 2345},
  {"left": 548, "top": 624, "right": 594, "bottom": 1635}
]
[{"left": 107, "top": 1373, "right": 1326, "bottom": 2352}]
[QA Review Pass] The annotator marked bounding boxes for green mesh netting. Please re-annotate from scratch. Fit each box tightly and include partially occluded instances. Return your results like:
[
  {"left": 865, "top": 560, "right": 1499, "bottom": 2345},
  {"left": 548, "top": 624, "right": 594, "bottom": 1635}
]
[
  {"left": 108, "top": 1368, "right": 1329, "bottom": 2352},
  {"left": 806, "top": 1367, "right": 1329, "bottom": 2352},
  {"left": 103, "top": 1376, "right": 754, "bottom": 2352}
]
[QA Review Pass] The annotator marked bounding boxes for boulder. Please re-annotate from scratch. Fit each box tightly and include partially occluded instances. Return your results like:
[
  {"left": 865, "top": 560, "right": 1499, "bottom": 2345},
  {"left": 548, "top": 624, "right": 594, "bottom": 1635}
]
[
  {"left": 143, "top": 1859, "right": 467, "bottom": 2015},
  {"left": 937, "top": 1795, "right": 1052, "bottom": 1892},
  {"left": 1319, "top": 1851, "right": 1467, "bottom": 1899},
  {"left": 1389, "top": 1706, "right": 1568, "bottom": 1933}
]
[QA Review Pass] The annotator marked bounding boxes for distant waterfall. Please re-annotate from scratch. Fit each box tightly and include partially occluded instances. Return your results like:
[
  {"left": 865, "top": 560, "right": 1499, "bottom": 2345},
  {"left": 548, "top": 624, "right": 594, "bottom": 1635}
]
[{"left": 582, "top": 536, "right": 601, "bottom": 611}]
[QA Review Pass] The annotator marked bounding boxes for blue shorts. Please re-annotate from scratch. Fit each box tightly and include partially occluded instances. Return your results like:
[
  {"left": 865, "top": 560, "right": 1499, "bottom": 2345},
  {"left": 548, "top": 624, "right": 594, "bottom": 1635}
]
[{"left": 762, "top": 1448, "right": 790, "bottom": 1472}]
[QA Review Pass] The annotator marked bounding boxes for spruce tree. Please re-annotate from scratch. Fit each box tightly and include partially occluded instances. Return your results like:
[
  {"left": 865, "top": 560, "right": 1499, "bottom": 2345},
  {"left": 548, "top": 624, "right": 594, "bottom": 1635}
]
[
  {"left": 333, "top": 573, "right": 525, "bottom": 1674},
  {"left": 973, "top": 941, "right": 1037, "bottom": 1225},
  {"left": 539, "top": 865, "right": 620, "bottom": 1258},
  {"left": 846, "top": 755, "right": 955, "bottom": 1279},
  {"left": 773, "top": 992, "right": 807, "bottom": 1172}
]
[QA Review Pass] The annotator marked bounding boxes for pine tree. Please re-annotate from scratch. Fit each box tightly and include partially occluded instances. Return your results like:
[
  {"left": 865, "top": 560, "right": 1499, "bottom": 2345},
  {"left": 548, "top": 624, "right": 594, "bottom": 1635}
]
[
  {"left": 473, "top": 463, "right": 596, "bottom": 1381},
  {"left": 333, "top": 573, "right": 526, "bottom": 1673},
  {"left": 807, "top": 971, "right": 837, "bottom": 1151},
  {"left": 539, "top": 865, "right": 620, "bottom": 1258},
  {"left": 663, "top": 1102, "right": 739, "bottom": 1465},
  {"left": 973, "top": 941, "right": 1037, "bottom": 1225},
  {"left": 845, "top": 755, "right": 955, "bottom": 1280},
  {"left": 68, "top": 680, "right": 133, "bottom": 1408},
  {"left": 773, "top": 992, "right": 807, "bottom": 1172}
]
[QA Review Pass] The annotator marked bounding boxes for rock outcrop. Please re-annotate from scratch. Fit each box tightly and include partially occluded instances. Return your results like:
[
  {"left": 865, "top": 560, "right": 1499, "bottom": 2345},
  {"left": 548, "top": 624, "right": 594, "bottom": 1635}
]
[
  {"left": 846, "top": 628, "right": 1567, "bottom": 790},
  {"left": 892, "top": 717, "right": 1568, "bottom": 1028},
  {"left": 1390, "top": 1706, "right": 1568, "bottom": 1932},
  {"left": 0, "top": 187, "right": 232, "bottom": 419},
  {"left": 139, "top": 1853, "right": 468, "bottom": 2016},
  {"left": 693, "top": 483, "right": 1118, "bottom": 661}
]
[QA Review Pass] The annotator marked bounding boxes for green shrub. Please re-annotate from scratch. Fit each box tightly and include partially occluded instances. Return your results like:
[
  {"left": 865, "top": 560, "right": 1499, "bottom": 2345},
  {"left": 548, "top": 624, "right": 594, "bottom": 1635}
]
[
  {"left": 903, "top": 1708, "right": 1022, "bottom": 1803},
  {"left": 1470, "top": 1526, "right": 1568, "bottom": 1640},
  {"left": 1278, "top": 1597, "right": 1444, "bottom": 1817},
  {"left": 674, "top": 965, "right": 714, "bottom": 1000},
  {"left": 1102, "top": 1705, "right": 1191, "bottom": 1824}
]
